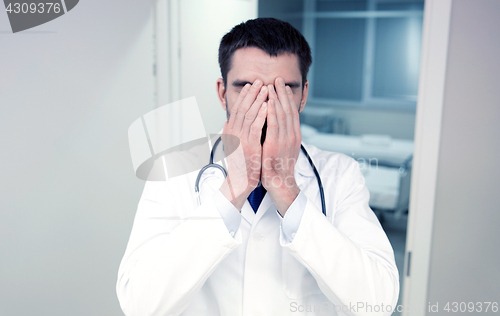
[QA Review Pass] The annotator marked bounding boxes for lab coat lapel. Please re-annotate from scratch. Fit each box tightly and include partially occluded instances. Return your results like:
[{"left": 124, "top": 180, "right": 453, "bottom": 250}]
[
  {"left": 240, "top": 201, "right": 255, "bottom": 224},
  {"left": 294, "top": 144, "right": 316, "bottom": 184},
  {"left": 241, "top": 188, "right": 273, "bottom": 226},
  {"left": 250, "top": 190, "right": 273, "bottom": 226}
]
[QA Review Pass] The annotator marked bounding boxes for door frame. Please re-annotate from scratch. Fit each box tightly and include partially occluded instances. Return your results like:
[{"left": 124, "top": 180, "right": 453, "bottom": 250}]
[{"left": 402, "top": 0, "right": 452, "bottom": 314}]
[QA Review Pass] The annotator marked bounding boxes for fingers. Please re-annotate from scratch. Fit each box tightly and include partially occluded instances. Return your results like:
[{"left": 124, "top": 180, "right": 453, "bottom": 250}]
[
  {"left": 232, "top": 80, "right": 267, "bottom": 135},
  {"left": 241, "top": 85, "right": 268, "bottom": 138},
  {"left": 248, "top": 101, "right": 267, "bottom": 143},
  {"left": 226, "top": 83, "right": 251, "bottom": 131},
  {"left": 274, "top": 77, "right": 296, "bottom": 139},
  {"left": 266, "top": 98, "right": 279, "bottom": 142},
  {"left": 267, "top": 85, "right": 284, "bottom": 144},
  {"left": 286, "top": 85, "right": 302, "bottom": 140},
  {"left": 226, "top": 77, "right": 300, "bottom": 147}
]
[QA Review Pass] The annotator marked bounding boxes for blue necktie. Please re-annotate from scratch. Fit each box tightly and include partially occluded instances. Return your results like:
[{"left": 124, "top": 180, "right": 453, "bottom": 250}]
[{"left": 248, "top": 184, "right": 266, "bottom": 213}]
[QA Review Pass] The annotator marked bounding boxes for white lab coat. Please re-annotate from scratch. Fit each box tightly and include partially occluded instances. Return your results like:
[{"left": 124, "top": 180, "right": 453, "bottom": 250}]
[{"left": 116, "top": 143, "right": 399, "bottom": 316}]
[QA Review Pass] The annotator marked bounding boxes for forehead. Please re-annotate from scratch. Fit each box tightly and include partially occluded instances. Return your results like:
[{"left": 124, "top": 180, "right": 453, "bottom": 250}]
[{"left": 228, "top": 47, "right": 301, "bottom": 86}]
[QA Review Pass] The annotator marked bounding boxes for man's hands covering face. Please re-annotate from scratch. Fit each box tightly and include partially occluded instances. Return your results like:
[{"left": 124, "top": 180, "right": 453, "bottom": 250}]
[
  {"left": 220, "top": 77, "right": 301, "bottom": 215},
  {"left": 220, "top": 79, "right": 268, "bottom": 211},
  {"left": 262, "top": 77, "right": 301, "bottom": 216}
]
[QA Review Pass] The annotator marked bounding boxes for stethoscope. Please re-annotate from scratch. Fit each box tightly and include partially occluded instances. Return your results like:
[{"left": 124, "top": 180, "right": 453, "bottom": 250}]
[{"left": 195, "top": 136, "right": 326, "bottom": 216}]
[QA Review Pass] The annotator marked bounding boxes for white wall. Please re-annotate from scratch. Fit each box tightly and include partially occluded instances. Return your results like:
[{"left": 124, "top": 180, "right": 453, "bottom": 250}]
[
  {"left": 180, "top": 0, "right": 258, "bottom": 134},
  {"left": 156, "top": 0, "right": 258, "bottom": 135},
  {"left": 426, "top": 0, "right": 500, "bottom": 311},
  {"left": 0, "top": 1, "right": 154, "bottom": 315}
]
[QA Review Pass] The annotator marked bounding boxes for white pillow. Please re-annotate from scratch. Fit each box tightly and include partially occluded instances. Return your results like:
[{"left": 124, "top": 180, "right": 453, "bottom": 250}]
[
  {"left": 300, "top": 124, "right": 318, "bottom": 139},
  {"left": 361, "top": 134, "right": 392, "bottom": 146}
]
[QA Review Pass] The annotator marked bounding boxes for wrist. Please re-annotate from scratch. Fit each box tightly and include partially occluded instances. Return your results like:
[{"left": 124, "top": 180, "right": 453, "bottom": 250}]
[
  {"left": 219, "top": 178, "right": 254, "bottom": 211},
  {"left": 268, "top": 184, "right": 300, "bottom": 216}
]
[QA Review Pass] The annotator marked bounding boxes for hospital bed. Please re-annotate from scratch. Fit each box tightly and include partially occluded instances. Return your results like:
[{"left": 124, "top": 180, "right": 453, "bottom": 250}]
[{"left": 300, "top": 124, "right": 413, "bottom": 220}]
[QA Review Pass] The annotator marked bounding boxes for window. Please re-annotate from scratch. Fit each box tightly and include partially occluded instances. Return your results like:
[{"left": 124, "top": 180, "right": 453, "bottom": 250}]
[{"left": 303, "top": 0, "right": 424, "bottom": 109}]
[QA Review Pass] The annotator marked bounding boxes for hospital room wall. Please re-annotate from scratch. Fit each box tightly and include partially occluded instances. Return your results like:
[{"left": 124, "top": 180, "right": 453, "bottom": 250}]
[
  {"left": 426, "top": 0, "right": 500, "bottom": 310},
  {"left": 0, "top": 1, "right": 155, "bottom": 315}
]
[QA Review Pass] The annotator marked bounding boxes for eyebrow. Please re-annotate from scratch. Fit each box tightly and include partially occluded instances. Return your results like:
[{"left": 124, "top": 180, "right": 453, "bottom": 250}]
[{"left": 232, "top": 79, "right": 301, "bottom": 89}]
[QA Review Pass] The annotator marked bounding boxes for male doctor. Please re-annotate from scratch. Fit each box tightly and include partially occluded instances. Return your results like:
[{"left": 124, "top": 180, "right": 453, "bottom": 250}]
[{"left": 117, "top": 18, "right": 399, "bottom": 316}]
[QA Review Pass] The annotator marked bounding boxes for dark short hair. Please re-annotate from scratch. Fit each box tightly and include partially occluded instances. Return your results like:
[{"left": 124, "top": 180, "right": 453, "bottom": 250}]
[{"left": 218, "top": 17, "right": 312, "bottom": 89}]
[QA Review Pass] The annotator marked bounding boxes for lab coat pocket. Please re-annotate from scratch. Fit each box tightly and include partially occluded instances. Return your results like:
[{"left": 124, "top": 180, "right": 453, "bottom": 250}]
[{"left": 282, "top": 251, "right": 322, "bottom": 299}]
